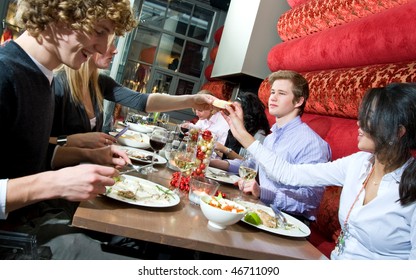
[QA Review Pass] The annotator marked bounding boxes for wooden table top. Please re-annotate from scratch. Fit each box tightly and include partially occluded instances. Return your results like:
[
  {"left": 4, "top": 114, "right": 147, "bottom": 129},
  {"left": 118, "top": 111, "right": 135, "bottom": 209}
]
[{"left": 72, "top": 165, "right": 327, "bottom": 260}]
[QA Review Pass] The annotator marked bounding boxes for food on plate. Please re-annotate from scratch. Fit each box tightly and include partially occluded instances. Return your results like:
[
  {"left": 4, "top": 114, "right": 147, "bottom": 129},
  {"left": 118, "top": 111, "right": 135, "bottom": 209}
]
[
  {"left": 106, "top": 176, "right": 176, "bottom": 205},
  {"left": 204, "top": 195, "right": 245, "bottom": 213},
  {"left": 243, "top": 208, "right": 278, "bottom": 228},
  {"left": 244, "top": 212, "right": 262, "bottom": 226},
  {"left": 119, "top": 133, "right": 143, "bottom": 142},
  {"left": 125, "top": 150, "right": 158, "bottom": 162},
  {"left": 256, "top": 209, "right": 278, "bottom": 228},
  {"left": 117, "top": 189, "right": 136, "bottom": 199},
  {"left": 212, "top": 99, "right": 232, "bottom": 109}
]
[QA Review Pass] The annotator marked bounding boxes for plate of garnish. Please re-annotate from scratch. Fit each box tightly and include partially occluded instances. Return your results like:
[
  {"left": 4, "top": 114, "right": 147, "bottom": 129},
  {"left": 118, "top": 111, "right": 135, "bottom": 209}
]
[
  {"left": 106, "top": 175, "right": 180, "bottom": 207},
  {"left": 237, "top": 201, "right": 311, "bottom": 237}
]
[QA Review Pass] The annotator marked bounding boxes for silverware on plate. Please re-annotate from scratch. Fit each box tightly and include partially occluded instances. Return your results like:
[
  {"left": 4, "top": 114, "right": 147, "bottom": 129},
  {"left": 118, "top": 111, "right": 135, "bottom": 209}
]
[
  {"left": 114, "top": 125, "right": 130, "bottom": 139},
  {"left": 119, "top": 163, "right": 153, "bottom": 175},
  {"left": 269, "top": 204, "right": 289, "bottom": 228}
]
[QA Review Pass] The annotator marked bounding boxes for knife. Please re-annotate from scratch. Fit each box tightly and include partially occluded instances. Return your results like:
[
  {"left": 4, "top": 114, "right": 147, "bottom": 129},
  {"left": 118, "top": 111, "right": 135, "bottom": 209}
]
[{"left": 114, "top": 125, "right": 130, "bottom": 139}]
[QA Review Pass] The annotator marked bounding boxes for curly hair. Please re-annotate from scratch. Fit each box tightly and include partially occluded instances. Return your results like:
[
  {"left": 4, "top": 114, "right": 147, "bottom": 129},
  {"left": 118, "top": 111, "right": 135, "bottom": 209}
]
[{"left": 16, "top": 0, "right": 137, "bottom": 37}]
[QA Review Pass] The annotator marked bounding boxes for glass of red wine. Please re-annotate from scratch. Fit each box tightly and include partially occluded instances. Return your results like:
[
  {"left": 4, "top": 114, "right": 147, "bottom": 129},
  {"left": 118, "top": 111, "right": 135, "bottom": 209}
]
[
  {"left": 148, "top": 129, "right": 168, "bottom": 173},
  {"left": 179, "top": 120, "right": 190, "bottom": 139}
]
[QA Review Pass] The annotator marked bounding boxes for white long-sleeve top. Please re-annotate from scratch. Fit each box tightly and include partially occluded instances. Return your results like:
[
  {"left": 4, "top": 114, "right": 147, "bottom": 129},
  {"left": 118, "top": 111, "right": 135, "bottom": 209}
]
[
  {"left": 192, "top": 111, "right": 230, "bottom": 145},
  {"left": 248, "top": 141, "right": 416, "bottom": 260}
]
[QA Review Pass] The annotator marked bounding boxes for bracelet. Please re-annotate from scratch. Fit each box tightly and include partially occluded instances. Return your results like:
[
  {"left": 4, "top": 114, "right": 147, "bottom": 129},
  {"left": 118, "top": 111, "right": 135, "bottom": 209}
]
[{"left": 225, "top": 147, "right": 232, "bottom": 154}]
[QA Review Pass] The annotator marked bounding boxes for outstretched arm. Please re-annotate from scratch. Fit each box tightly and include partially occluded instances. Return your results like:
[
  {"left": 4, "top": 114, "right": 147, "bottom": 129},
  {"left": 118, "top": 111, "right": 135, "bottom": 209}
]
[{"left": 145, "top": 91, "right": 217, "bottom": 112}]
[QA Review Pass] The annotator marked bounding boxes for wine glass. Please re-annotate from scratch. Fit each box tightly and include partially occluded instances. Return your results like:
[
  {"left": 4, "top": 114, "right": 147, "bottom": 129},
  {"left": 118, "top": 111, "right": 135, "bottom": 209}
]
[
  {"left": 236, "top": 154, "right": 258, "bottom": 201},
  {"left": 178, "top": 120, "right": 190, "bottom": 139},
  {"left": 148, "top": 129, "right": 168, "bottom": 173},
  {"left": 160, "top": 113, "right": 169, "bottom": 127}
]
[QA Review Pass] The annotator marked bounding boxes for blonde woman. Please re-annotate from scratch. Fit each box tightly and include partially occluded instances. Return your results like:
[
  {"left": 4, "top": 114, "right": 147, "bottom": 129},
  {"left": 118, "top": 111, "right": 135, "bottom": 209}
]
[{"left": 51, "top": 42, "right": 217, "bottom": 153}]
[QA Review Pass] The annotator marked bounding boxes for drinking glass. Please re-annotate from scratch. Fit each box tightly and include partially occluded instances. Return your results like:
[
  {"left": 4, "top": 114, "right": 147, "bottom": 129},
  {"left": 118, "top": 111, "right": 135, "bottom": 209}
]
[
  {"left": 236, "top": 154, "right": 258, "bottom": 201},
  {"left": 172, "top": 139, "right": 197, "bottom": 196},
  {"left": 148, "top": 129, "right": 168, "bottom": 173},
  {"left": 160, "top": 113, "right": 169, "bottom": 126},
  {"left": 178, "top": 120, "right": 190, "bottom": 139}
]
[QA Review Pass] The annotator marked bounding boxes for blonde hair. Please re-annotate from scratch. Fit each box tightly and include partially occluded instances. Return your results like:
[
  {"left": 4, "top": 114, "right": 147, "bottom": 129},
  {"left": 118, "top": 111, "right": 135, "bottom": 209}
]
[
  {"left": 16, "top": 0, "right": 137, "bottom": 37},
  {"left": 58, "top": 59, "right": 103, "bottom": 112}
]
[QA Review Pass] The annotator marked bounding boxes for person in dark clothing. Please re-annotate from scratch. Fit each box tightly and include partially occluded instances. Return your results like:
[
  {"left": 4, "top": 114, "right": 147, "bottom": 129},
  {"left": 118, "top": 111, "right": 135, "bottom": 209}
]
[{"left": 0, "top": 0, "right": 141, "bottom": 259}]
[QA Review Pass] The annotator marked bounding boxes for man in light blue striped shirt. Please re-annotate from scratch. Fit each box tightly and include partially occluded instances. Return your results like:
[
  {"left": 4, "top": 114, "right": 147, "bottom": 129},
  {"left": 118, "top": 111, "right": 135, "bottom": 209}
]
[{"left": 231, "top": 70, "right": 331, "bottom": 221}]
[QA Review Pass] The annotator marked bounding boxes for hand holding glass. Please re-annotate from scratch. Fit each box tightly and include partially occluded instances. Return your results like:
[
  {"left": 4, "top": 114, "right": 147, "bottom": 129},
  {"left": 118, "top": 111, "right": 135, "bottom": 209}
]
[{"left": 237, "top": 155, "right": 258, "bottom": 201}]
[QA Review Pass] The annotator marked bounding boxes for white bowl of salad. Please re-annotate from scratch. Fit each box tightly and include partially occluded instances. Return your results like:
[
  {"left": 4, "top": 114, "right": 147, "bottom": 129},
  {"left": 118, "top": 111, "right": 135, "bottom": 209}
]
[{"left": 200, "top": 194, "right": 247, "bottom": 230}]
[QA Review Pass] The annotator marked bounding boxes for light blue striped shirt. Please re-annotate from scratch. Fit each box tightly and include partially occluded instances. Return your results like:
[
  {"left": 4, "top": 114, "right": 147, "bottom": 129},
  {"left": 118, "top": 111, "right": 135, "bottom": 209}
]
[{"left": 255, "top": 116, "right": 331, "bottom": 221}]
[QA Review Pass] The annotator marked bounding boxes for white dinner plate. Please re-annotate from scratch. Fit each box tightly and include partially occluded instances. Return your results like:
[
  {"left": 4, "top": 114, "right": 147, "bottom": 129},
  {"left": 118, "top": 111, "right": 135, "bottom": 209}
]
[
  {"left": 117, "top": 146, "right": 167, "bottom": 165},
  {"left": 237, "top": 201, "right": 311, "bottom": 237},
  {"left": 112, "top": 129, "right": 150, "bottom": 149},
  {"left": 126, "top": 122, "right": 153, "bottom": 133},
  {"left": 105, "top": 175, "right": 180, "bottom": 207},
  {"left": 205, "top": 167, "right": 240, "bottom": 184}
]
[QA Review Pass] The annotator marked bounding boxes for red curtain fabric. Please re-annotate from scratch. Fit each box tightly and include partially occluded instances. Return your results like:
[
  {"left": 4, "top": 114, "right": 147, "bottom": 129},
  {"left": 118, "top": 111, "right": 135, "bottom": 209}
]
[
  {"left": 268, "top": 1, "right": 416, "bottom": 73},
  {"left": 258, "top": 61, "right": 416, "bottom": 119},
  {"left": 278, "top": 0, "right": 409, "bottom": 42}
]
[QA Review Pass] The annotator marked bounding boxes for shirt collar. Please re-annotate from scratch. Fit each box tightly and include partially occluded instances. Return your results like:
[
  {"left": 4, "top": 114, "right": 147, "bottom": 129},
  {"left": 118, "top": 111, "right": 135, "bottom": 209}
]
[
  {"left": 271, "top": 116, "right": 302, "bottom": 134},
  {"left": 26, "top": 53, "right": 54, "bottom": 85}
]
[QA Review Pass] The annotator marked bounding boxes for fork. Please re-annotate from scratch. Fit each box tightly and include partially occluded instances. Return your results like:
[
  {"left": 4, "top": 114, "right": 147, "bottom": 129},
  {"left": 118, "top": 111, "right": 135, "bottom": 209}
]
[
  {"left": 119, "top": 163, "right": 153, "bottom": 175},
  {"left": 269, "top": 204, "right": 289, "bottom": 228}
]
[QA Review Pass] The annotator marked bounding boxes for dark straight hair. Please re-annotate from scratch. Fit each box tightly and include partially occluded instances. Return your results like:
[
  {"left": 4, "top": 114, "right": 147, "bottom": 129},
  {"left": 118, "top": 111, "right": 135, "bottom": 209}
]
[{"left": 358, "top": 83, "right": 416, "bottom": 206}]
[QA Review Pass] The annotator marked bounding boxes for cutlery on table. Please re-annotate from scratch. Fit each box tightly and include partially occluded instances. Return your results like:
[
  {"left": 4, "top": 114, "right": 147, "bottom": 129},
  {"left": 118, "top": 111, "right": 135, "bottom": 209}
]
[
  {"left": 119, "top": 163, "right": 153, "bottom": 175},
  {"left": 114, "top": 124, "right": 130, "bottom": 139},
  {"left": 269, "top": 204, "right": 289, "bottom": 228}
]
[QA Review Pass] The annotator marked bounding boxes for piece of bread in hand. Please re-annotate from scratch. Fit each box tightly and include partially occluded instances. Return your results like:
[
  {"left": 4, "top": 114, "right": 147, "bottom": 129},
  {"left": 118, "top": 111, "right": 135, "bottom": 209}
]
[{"left": 212, "top": 99, "right": 232, "bottom": 109}]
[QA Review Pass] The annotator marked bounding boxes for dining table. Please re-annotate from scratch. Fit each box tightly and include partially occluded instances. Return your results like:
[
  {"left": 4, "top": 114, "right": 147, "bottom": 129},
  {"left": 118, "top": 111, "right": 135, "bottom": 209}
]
[{"left": 72, "top": 151, "right": 328, "bottom": 260}]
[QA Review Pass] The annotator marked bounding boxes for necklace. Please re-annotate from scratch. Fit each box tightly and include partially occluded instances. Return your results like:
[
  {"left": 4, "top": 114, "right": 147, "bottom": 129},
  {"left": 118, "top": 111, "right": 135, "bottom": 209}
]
[{"left": 334, "top": 166, "right": 374, "bottom": 255}]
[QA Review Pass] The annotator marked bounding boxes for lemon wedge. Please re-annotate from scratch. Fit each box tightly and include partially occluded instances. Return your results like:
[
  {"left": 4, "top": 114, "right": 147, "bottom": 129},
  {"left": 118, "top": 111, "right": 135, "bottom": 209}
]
[{"left": 244, "top": 212, "right": 262, "bottom": 226}]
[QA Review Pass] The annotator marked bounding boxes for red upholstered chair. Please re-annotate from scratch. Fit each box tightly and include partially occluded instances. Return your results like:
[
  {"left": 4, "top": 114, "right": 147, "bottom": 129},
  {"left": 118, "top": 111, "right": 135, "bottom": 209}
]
[
  {"left": 301, "top": 114, "right": 359, "bottom": 258},
  {"left": 201, "top": 80, "right": 234, "bottom": 101},
  {"left": 259, "top": 79, "right": 359, "bottom": 258}
]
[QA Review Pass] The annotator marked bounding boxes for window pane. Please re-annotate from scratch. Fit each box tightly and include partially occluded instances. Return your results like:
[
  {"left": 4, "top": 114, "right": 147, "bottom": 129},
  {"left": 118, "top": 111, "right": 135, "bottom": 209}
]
[
  {"left": 139, "top": 0, "right": 168, "bottom": 29},
  {"left": 151, "top": 72, "right": 173, "bottom": 93},
  {"left": 187, "top": 6, "right": 214, "bottom": 42},
  {"left": 129, "top": 27, "right": 160, "bottom": 65},
  {"left": 121, "top": 61, "right": 151, "bottom": 93},
  {"left": 166, "top": 0, "right": 193, "bottom": 36},
  {"left": 155, "top": 34, "right": 184, "bottom": 70},
  {"left": 176, "top": 79, "right": 196, "bottom": 96},
  {"left": 179, "top": 41, "right": 207, "bottom": 77}
]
